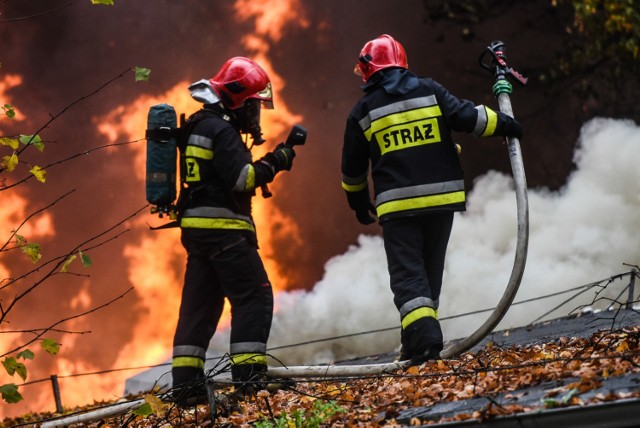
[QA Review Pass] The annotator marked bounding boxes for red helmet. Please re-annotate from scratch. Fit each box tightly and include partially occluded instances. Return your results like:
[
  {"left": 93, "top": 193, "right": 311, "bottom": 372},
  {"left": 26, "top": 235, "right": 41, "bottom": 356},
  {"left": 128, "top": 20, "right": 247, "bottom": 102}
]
[
  {"left": 209, "top": 57, "right": 274, "bottom": 110},
  {"left": 355, "top": 34, "right": 408, "bottom": 83}
]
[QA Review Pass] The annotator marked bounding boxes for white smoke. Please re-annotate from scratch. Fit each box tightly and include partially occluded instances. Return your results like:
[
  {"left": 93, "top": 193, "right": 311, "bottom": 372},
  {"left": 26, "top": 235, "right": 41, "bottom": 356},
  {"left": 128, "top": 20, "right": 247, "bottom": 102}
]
[{"left": 209, "top": 117, "right": 640, "bottom": 365}]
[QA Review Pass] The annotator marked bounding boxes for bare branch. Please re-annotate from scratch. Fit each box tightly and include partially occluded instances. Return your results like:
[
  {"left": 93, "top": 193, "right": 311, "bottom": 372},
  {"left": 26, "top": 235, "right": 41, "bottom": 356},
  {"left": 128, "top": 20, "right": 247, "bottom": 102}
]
[
  {"left": 0, "top": 287, "right": 134, "bottom": 358},
  {"left": 0, "top": 189, "right": 75, "bottom": 252},
  {"left": 0, "top": 226, "right": 135, "bottom": 294},
  {"left": 1, "top": 327, "right": 91, "bottom": 335},
  {"left": 0, "top": 204, "right": 147, "bottom": 322},
  {"left": 1, "top": 139, "right": 143, "bottom": 191},
  {"left": 0, "top": 1, "right": 80, "bottom": 22},
  {"left": 0, "top": 67, "right": 134, "bottom": 175}
]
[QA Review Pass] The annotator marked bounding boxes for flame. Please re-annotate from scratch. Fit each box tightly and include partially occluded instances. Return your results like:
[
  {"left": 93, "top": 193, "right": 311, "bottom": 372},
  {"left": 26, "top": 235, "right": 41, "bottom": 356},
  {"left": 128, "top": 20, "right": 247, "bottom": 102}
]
[
  {"left": 0, "top": 74, "right": 24, "bottom": 124},
  {"left": 234, "top": 0, "right": 310, "bottom": 42},
  {"left": 0, "top": 1, "right": 308, "bottom": 417}
]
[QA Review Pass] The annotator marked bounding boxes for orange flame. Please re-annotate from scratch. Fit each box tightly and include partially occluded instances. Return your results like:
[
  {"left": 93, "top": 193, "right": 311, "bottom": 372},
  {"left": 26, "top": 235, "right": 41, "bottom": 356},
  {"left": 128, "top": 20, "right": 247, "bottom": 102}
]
[{"left": 0, "top": 0, "right": 308, "bottom": 417}]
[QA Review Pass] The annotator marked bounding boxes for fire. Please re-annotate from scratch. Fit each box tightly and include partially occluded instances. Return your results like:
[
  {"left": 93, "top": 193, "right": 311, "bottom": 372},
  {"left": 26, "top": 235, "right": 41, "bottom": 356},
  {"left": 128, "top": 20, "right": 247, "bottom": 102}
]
[
  {"left": 234, "top": 0, "right": 310, "bottom": 42},
  {"left": 0, "top": 0, "right": 308, "bottom": 418}
]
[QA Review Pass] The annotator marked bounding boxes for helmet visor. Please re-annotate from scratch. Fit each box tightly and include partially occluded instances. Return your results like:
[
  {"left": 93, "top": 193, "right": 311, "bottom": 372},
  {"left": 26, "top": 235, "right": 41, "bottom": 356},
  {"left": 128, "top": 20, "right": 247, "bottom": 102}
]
[{"left": 254, "top": 82, "right": 274, "bottom": 109}]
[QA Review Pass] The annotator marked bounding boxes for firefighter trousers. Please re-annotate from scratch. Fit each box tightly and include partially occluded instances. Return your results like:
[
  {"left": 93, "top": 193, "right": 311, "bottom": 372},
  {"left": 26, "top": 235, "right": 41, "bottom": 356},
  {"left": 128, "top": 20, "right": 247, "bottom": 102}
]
[
  {"left": 172, "top": 228, "right": 273, "bottom": 386},
  {"left": 382, "top": 211, "right": 454, "bottom": 359}
]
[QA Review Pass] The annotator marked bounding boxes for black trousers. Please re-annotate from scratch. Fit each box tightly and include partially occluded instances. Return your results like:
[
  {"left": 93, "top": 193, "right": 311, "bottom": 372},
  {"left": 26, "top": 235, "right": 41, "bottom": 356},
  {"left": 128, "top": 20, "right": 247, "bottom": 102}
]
[
  {"left": 172, "top": 229, "right": 273, "bottom": 384},
  {"left": 382, "top": 211, "right": 454, "bottom": 355}
]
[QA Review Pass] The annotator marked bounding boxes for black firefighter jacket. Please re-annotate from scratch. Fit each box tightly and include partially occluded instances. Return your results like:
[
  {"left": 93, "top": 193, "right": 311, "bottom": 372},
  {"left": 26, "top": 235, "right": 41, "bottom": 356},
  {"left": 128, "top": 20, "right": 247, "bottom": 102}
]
[
  {"left": 341, "top": 68, "right": 516, "bottom": 223},
  {"left": 178, "top": 108, "right": 275, "bottom": 234}
]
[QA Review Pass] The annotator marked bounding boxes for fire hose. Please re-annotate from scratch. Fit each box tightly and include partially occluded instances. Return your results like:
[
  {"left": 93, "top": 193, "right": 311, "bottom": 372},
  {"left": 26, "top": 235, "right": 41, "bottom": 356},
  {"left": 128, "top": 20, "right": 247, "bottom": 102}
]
[{"left": 268, "top": 40, "right": 529, "bottom": 378}]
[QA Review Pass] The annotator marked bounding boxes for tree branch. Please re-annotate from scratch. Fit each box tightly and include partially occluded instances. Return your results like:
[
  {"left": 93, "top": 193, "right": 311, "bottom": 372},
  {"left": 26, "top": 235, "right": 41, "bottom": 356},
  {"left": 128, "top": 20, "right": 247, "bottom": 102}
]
[
  {"left": 0, "top": 287, "right": 134, "bottom": 358},
  {"left": 0, "top": 189, "right": 75, "bottom": 252},
  {"left": 0, "top": 139, "right": 143, "bottom": 191},
  {"left": 0, "top": 67, "right": 134, "bottom": 174},
  {"left": 0, "top": 204, "right": 147, "bottom": 322}
]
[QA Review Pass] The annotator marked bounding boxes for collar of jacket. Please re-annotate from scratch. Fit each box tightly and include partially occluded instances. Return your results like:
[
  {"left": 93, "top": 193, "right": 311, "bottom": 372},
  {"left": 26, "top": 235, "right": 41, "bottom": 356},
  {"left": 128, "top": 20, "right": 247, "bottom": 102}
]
[{"left": 362, "top": 68, "right": 420, "bottom": 95}]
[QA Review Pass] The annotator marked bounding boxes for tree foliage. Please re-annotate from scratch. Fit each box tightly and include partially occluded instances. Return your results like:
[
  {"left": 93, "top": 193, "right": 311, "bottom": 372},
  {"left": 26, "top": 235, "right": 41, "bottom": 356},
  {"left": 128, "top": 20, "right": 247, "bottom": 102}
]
[{"left": 552, "top": 0, "right": 640, "bottom": 75}]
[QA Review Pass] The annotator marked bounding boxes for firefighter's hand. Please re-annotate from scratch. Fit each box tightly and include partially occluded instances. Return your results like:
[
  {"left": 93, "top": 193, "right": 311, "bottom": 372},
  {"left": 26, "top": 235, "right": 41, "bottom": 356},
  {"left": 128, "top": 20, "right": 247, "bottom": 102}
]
[
  {"left": 498, "top": 113, "right": 523, "bottom": 140},
  {"left": 355, "top": 203, "right": 377, "bottom": 225},
  {"left": 268, "top": 143, "right": 296, "bottom": 172}
]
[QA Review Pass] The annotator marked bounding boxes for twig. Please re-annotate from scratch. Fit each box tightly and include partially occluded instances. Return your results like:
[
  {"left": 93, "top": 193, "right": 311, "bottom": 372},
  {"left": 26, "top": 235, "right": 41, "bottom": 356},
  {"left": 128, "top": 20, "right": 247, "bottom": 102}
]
[
  {"left": 0, "top": 67, "right": 134, "bottom": 174},
  {"left": 1, "top": 139, "right": 143, "bottom": 190},
  {"left": 0, "top": 189, "right": 75, "bottom": 252},
  {"left": 0, "top": 1, "right": 80, "bottom": 22},
  {"left": 0, "top": 287, "right": 134, "bottom": 358}
]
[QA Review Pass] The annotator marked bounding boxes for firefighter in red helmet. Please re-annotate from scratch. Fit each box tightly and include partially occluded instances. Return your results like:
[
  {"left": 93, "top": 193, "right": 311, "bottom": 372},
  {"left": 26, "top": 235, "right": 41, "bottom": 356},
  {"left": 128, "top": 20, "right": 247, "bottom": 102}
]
[
  {"left": 171, "top": 57, "right": 296, "bottom": 405},
  {"left": 341, "top": 35, "right": 523, "bottom": 365}
]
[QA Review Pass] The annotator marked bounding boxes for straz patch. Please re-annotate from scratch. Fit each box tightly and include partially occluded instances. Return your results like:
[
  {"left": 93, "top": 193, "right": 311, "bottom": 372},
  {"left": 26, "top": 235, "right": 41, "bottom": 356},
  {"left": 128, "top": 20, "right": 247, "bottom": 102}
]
[{"left": 376, "top": 117, "right": 441, "bottom": 155}]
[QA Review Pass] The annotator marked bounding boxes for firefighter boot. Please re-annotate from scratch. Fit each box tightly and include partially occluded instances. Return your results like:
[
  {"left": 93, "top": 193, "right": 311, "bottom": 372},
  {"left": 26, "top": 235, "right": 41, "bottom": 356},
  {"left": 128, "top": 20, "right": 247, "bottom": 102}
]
[
  {"left": 231, "top": 363, "right": 268, "bottom": 398},
  {"left": 171, "top": 367, "right": 208, "bottom": 407},
  {"left": 401, "top": 316, "right": 443, "bottom": 365}
]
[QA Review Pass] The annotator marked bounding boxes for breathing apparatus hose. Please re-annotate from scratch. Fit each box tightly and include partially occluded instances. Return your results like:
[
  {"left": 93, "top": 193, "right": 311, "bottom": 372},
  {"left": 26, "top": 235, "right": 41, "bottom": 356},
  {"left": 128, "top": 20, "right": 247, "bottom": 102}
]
[{"left": 268, "top": 41, "right": 529, "bottom": 379}]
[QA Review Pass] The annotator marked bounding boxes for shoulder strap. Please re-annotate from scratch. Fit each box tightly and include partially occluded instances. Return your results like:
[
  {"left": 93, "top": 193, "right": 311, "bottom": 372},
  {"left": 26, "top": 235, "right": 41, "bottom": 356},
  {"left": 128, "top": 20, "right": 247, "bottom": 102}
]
[{"left": 176, "top": 108, "right": 223, "bottom": 152}]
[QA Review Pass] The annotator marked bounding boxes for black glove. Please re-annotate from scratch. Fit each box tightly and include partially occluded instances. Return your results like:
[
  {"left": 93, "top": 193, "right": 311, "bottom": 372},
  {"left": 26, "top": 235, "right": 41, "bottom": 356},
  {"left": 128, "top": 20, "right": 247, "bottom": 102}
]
[
  {"left": 498, "top": 113, "right": 523, "bottom": 139},
  {"left": 264, "top": 143, "right": 296, "bottom": 172},
  {"left": 355, "top": 202, "right": 377, "bottom": 225}
]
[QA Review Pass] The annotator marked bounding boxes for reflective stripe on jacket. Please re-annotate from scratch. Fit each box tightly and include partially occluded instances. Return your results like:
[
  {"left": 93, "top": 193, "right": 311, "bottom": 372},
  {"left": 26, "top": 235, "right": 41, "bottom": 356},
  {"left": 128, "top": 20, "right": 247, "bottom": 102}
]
[
  {"left": 177, "top": 108, "right": 272, "bottom": 232},
  {"left": 342, "top": 69, "right": 506, "bottom": 222}
]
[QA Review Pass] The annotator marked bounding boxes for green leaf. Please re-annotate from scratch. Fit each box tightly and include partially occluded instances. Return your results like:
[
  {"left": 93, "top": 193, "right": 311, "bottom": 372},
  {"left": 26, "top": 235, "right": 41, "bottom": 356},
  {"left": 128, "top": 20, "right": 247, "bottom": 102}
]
[
  {"left": 21, "top": 242, "right": 41, "bottom": 263},
  {"left": 0, "top": 137, "right": 19, "bottom": 149},
  {"left": 14, "top": 234, "right": 26, "bottom": 246},
  {"left": 1, "top": 358, "right": 25, "bottom": 380},
  {"left": 91, "top": 0, "right": 114, "bottom": 4},
  {"left": 41, "top": 339, "right": 61, "bottom": 355},
  {"left": 14, "top": 362, "right": 27, "bottom": 381},
  {"left": 0, "top": 383, "right": 23, "bottom": 403},
  {"left": 29, "top": 165, "right": 47, "bottom": 183},
  {"left": 2, "top": 104, "right": 15, "bottom": 118},
  {"left": 79, "top": 251, "right": 92, "bottom": 268},
  {"left": 2, "top": 357, "right": 18, "bottom": 376},
  {"left": 17, "top": 349, "right": 35, "bottom": 360},
  {"left": 19, "top": 134, "right": 44, "bottom": 151},
  {"left": 132, "top": 403, "right": 153, "bottom": 416},
  {"left": 134, "top": 67, "right": 151, "bottom": 82}
]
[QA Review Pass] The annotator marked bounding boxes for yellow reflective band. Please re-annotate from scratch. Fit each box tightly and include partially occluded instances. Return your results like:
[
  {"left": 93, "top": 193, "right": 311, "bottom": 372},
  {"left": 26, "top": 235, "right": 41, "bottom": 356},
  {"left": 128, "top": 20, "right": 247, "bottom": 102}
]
[
  {"left": 231, "top": 353, "right": 268, "bottom": 366},
  {"left": 401, "top": 307, "right": 439, "bottom": 329},
  {"left": 364, "top": 105, "right": 442, "bottom": 142},
  {"left": 481, "top": 107, "right": 498, "bottom": 137},
  {"left": 172, "top": 356, "right": 204, "bottom": 369},
  {"left": 185, "top": 146, "right": 214, "bottom": 160},
  {"left": 246, "top": 165, "right": 255, "bottom": 190},
  {"left": 376, "top": 191, "right": 465, "bottom": 217},
  {"left": 342, "top": 181, "right": 368, "bottom": 192},
  {"left": 180, "top": 217, "right": 256, "bottom": 232}
]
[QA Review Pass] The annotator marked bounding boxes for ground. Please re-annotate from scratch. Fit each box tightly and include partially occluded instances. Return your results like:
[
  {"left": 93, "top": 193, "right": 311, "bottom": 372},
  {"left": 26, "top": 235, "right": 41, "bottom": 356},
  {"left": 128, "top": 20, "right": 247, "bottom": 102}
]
[{"left": 4, "top": 310, "right": 640, "bottom": 427}]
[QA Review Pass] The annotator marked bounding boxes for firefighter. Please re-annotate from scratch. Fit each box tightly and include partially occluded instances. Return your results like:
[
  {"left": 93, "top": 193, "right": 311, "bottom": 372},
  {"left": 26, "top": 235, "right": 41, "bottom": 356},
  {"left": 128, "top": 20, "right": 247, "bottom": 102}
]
[
  {"left": 341, "top": 35, "right": 523, "bottom": 365},
  {"left": 171, "top": 57, "right": 295, "bottom": 404}
]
